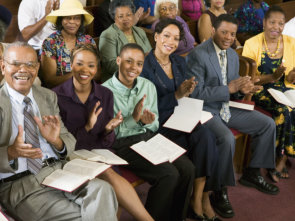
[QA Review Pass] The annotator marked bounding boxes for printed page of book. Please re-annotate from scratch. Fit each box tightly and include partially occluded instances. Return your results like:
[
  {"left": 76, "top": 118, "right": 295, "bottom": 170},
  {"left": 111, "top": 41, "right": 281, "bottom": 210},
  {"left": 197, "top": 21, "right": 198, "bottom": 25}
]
[
  {"left": 229, "top": 101, "right": 254, "bottom": 110},
  {"left": 200, "top": 111, "right": 213, "bottom": 124},
  {"left": 147, "top": 134, "right": 186, "bottom": 163},
  {"left": 0, "top": 211, "right": 8, "bottom": 221},
  {"left": 268, "top": 88, "right": 295, "bottom": 108},
  {"left": 91, "top": 149, "right": 128, "bottom": 165},
  {"left": 63, "top": 159, "right": 111, "bottom": 180},
  {"left": 284, "top": 89, "right": 295, "bottom": 106},
  {"left": 163, "top": 97, "right": 203, "bottom": 133},
  {"left": 70, "top": 149, "right": 105, "bottom": 162},
  {"left": 42, "top": 169, "right": 89, "bottom": 192},
  {"left": 131, "top": 140, "right": 170, "bottom": 165}
]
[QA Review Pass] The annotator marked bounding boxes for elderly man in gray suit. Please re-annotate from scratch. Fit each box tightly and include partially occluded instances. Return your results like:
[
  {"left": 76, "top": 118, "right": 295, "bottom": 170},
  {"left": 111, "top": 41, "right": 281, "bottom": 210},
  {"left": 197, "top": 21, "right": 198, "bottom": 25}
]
[
  {"left": 186, "top": 14, "right": 279, "bottom": 219},
  {"left": 0, "top": 42, "right": 118, "bottom": 221}
]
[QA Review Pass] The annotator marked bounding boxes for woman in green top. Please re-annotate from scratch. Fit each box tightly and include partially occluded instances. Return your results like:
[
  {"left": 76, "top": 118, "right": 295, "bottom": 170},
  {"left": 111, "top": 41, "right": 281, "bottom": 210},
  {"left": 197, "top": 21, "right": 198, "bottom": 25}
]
[{"left": 99, "top": 0, "right": 152, "bottom": 82}]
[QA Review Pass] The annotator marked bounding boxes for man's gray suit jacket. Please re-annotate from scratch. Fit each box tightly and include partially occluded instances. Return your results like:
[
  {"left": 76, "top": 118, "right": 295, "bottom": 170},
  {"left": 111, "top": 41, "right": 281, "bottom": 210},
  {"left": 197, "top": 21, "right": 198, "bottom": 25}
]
[
  {"left": 0, "top": 84, "right": 76, "bottom": 173},
  {"left": 186, "top": 38, "right": 240, "bottom": 115}
]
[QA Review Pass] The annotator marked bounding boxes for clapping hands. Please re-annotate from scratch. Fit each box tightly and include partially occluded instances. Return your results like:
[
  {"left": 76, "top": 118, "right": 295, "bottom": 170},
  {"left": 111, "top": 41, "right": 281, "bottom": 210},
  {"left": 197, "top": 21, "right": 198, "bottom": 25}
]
[
  {"left": 105, "top": 111, "right": 123, "bottom": 134},
  {"left": 286, "top": 67, "right": 295, "bottom": 84},
  {"left": 134, "top": 7, "right": 151, "bottom": 25},
  {"left": 175, "top": 77, "right": 197, "bottom": 100},
  {"left": 45, "top": 0, "right": 60, "bottom": 15},
  {"left": 228, "top": 76, "right": 262, "bottom": 95},
  {"left": 7, "top": 125, "right": 43, "bottom": 160},
  {"left": 132, "top": 95, "right": 155, "bottom": 125},
  {"left": 272, "top": 63, "right": 286, "bottom": 82},
  {"left": 34, "top": 115, "right": 63, "bottom": 149},
  {"left": 85, "top": 101, "right": 103, "bottom": 132}
]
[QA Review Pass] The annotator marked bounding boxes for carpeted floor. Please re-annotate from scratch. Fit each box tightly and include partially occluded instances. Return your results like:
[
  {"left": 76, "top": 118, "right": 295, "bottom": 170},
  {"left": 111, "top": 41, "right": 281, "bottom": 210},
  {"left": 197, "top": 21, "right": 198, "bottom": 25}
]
[{"left": 121, "top": 158, "right": 295, "bottom": 221}]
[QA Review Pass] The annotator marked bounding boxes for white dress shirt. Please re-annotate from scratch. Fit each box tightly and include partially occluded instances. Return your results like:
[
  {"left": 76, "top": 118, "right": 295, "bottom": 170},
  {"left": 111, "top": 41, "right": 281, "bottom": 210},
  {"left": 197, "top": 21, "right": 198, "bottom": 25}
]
[
  {"left": 18, "top": 0, "right": 65, "bottom": 50},
  {"left": 0, "top": 83, "right": 59, "bottom": 179}
]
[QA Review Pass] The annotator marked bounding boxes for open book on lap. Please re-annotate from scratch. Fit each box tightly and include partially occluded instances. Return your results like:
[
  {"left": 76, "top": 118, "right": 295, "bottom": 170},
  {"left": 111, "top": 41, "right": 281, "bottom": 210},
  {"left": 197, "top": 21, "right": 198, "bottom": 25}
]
[
  {"left": 268, "top": 88, "right": 295, "bottom": 108},
  {"left": 130, "top": 134, "right": 186, "bottom": 165},
  {"left": 200, "top": 110, "right": 213, "bottom": 124},
  {"left": 42, "top": 159, "right": 111, "bottom": 192},
  {"left": 70, "top": 149, "right": 128, "bottom": 165},
  {"left": 163, "top": 97, "right": 204, "bottom": 133}
]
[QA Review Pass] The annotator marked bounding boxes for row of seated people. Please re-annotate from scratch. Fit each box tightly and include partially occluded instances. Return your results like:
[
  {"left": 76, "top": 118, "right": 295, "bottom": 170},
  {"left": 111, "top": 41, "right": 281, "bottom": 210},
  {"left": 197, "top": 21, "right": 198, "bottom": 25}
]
[{"left": 0, "top": 1, "right": 295, "bottom": 221}]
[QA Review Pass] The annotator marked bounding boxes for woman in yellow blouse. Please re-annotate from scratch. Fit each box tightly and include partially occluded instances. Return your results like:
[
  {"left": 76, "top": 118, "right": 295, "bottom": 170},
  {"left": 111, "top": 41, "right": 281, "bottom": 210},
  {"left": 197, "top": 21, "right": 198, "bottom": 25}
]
[{"left": 243, "top": 6, "right": 295, "bottom": 182}]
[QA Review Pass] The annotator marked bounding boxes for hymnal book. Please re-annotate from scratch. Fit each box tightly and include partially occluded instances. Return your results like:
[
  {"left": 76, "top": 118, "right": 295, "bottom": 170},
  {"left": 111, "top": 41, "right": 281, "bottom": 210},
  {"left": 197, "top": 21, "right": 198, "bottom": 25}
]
[
  {"left": 42, "top": 159, "right": 110, "bottom": 192},
  {"left": 200, "top": 111, "right": 213, "bottom": 124},
  {"left": 130, "top": 134, "right": 186, "bottom": 165},
  {"left": 229, "top": 101, "right": 254, "bottom": 111},
  {"left": 0, "top": 211, "right": 8, "bottom": 221},
  {"left": 70, "top": 149, "right": 128, "bottom": 165},
  {"left": 163, "top": 97, "right": 204, "bottom": 133},
  {"left": 268, "top": 88, "right": 295, "bottom": 108}
]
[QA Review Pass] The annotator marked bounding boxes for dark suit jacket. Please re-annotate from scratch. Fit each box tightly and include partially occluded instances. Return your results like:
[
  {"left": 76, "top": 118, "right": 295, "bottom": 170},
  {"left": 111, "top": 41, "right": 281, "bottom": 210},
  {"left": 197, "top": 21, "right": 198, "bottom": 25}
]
[
  {"left": 0, "top": 84, "right": 76, "bottom": 173},
  {"left": 186, "top": 38, "right": 240, "bottom": 115},
  {"left": 141, "top": 50, "right": 187, "bottom": 125}
]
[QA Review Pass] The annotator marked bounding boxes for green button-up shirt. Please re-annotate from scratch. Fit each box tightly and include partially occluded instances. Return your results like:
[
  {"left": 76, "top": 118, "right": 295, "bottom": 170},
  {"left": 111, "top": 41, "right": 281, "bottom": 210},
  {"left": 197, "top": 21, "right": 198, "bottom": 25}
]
[{"left": 103, "top": 74, "right": 159, "bottom": 139}]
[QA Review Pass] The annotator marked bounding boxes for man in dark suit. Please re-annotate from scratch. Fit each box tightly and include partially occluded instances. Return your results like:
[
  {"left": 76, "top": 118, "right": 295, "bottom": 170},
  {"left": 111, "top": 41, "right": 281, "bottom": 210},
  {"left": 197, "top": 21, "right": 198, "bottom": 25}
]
[
  {"left": 186, "top": 14, "right": 279, "bottom": 218},
  {"left": 0, "top": 42, "right": 118, "bottom": 221}
]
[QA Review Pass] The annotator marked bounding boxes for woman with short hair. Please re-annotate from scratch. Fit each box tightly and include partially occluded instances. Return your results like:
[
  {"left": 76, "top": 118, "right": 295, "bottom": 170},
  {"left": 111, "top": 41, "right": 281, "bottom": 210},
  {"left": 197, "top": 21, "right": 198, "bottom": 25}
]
[
  {"left": 243, "top": 6, "right": 295, "bottom": 182},
  {"left": 99, "top": 0, "right": 152, "bottom": 82}
]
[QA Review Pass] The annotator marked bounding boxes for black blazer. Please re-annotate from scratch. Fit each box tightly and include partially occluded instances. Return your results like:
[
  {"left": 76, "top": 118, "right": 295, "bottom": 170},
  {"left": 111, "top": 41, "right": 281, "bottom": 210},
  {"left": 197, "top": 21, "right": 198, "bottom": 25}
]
[{"left": 141, "top": 50, "right": 187, "bottom": 125}]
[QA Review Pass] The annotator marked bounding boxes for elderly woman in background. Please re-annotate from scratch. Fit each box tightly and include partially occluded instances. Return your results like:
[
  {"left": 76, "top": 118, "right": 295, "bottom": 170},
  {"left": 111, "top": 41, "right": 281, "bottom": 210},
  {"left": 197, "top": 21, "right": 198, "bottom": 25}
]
[
  {"left": 152, "top": 0, "right": 196, "bottom": 55},
  {"left": 99, "top": 0, "right": 152, "bottom": 82},
  {"left": 243, "top": 6, "right": 295, "bottom": 182},
  {"left": 40, "top": 0, "right": 96, "bottom": 88}
]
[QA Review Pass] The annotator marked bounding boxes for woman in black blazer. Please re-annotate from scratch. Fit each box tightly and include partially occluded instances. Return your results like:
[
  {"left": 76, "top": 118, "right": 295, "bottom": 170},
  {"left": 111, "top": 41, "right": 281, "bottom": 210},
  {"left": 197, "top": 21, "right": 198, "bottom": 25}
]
[{"left": 141, "top": 18, "right": 222, "bottom": 221}]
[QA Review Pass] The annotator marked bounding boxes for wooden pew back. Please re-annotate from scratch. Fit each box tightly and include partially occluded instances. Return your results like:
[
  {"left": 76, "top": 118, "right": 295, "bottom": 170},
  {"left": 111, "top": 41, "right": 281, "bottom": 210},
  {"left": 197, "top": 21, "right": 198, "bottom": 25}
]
[{"left": 275, "top": 1, "right": 295, "bottom": 22}]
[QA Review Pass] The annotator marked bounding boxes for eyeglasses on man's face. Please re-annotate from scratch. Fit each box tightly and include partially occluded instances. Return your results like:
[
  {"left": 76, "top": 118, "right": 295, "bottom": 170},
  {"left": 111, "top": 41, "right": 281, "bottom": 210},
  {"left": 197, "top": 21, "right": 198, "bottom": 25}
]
[{"left": 4, "top": 59, "right": 39, "bottom": 70}]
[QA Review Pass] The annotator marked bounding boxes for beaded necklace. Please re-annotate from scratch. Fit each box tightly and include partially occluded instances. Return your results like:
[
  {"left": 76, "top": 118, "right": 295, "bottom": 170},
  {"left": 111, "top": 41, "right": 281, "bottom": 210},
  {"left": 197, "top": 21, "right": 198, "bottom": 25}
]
[
  {"left": 263, "top": 34, "right": 281, "bottom": 58},
  {"left": 154, "top": 52, "right": 171, "bottom": 69}
]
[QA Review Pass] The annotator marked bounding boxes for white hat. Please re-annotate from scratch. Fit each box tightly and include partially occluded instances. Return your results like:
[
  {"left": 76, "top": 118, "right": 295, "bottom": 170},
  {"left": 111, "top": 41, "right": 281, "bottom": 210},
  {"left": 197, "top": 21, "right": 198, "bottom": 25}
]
[
  {"left": 46, "top": 0, "right": 94, "bottom": 25},
  {"left": 154, "top": 0, "right": 179, "bottom": 19}
]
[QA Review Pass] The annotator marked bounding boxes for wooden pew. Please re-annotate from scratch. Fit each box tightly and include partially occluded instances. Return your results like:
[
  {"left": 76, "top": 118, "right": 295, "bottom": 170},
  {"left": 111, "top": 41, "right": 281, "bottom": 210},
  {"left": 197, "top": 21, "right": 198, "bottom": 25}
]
[
  {"left": 265, "top": 0, "right": 284, "bottom": 5},
  {"left": 275, "top": 1, "right": 295, "bottom": 22},
  {"left": 86, "top": 0, "right": 104, "bottom": 6}
]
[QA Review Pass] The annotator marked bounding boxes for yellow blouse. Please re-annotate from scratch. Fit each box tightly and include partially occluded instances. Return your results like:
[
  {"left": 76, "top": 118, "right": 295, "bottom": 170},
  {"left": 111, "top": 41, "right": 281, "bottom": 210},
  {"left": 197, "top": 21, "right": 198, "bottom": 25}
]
[{"left": 242, "top": 32, "right": 295, "bottom": 89}]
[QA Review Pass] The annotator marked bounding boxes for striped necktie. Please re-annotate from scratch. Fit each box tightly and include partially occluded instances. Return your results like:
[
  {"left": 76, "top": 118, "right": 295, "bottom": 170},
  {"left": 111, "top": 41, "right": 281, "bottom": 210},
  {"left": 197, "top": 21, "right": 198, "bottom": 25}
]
[
  {"left": 219, "top": 51, "right": 231, "bottom": 123},
  {"left": 23, "top": 97, "right": 43, "bottom": 174}
]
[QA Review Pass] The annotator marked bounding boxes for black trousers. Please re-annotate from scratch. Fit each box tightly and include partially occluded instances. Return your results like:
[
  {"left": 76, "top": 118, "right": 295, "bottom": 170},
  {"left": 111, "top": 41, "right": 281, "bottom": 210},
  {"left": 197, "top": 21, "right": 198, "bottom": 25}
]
[
  {"left": 159, "top": 124, "right": 220, "bottom": 191},
  {"left": 113, "top": 131, "right": 195, "bottom": 221}
]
